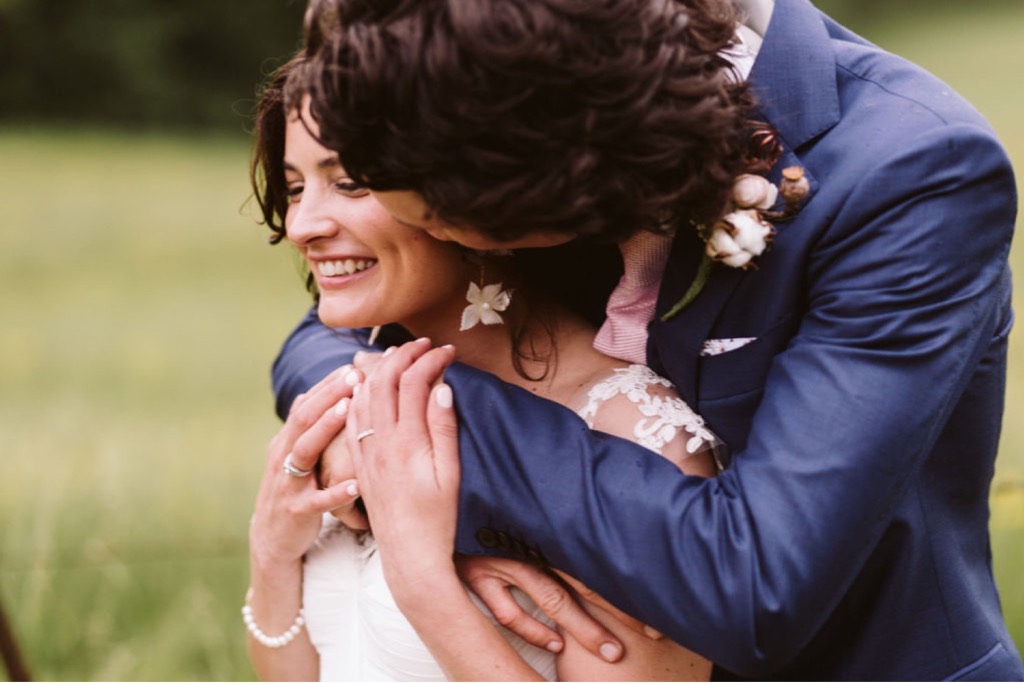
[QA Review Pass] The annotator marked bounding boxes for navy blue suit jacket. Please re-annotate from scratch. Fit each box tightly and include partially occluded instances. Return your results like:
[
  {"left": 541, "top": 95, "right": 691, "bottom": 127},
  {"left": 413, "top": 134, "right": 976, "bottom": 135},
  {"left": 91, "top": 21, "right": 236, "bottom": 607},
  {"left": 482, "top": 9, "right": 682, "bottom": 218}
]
[{"left": 272, "top": 0, "right": 1022, "bottom": 678}]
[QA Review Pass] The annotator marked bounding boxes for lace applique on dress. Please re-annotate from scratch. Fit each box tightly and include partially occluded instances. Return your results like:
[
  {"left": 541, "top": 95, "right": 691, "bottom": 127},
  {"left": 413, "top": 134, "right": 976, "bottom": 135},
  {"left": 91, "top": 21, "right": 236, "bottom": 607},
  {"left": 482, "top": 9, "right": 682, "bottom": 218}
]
[{"left": 577, "top": 364, "right": 718, "bottom": 457}]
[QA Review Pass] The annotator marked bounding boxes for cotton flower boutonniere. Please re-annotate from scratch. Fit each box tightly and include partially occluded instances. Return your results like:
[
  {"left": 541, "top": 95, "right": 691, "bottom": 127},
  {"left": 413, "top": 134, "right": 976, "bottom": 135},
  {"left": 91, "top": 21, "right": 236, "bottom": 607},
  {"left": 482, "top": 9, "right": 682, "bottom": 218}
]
[
  {"left": 705, "top": 173, "right": 778, "bottom": 268},
  {"left": 660, "top": 158, "right": 810, "bottom": 322},
  {"left": 708, "top": 165, "right": 810, "bottom": 267}
]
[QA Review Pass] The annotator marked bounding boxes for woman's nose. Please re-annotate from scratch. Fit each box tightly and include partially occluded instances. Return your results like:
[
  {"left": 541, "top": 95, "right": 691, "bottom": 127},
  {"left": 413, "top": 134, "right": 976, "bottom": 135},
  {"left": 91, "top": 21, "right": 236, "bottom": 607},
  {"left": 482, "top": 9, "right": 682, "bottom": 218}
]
[{"left": 286, "top": 191, "right": 339, "bottom": 245}]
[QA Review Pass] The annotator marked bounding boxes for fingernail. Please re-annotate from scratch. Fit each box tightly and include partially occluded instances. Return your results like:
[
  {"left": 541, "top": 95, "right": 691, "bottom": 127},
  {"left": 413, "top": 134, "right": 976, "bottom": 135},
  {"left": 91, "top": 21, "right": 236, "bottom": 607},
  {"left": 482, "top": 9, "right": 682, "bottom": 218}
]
[
  {"left": 345, "top": 370, "right": 360, "bottom": 386},
  {"left": 643, "top": 625, "right": 663, "bottom": 640},
  {"left": 346, "top": 482, "right": 359, "bottom": 497},
  {"left": 382, "top": 346, "right": 396, "bottom": 357},
  {"left": 334, "top": 398, "right": 348, "bottom": 416},
  {"left": 336, "top": 364, "right": 352, "bottom": 377},
  {"left": 545, "top": 640, "right": 563, "bottom": 653},
  {"left": 416, "top": 337, "right": 430, "bottom": 344},
  {"left": 599, "top": 642, "right": 622, "bottom": 662},
  {"left": 353, "top": 351, "right": 367, "bottom": 364},
  {"left": 351, "top": 384, "right": 360, "bottom": 397},
  {"left": 435, "top": 384, "right": 453, "bottom": 409}
]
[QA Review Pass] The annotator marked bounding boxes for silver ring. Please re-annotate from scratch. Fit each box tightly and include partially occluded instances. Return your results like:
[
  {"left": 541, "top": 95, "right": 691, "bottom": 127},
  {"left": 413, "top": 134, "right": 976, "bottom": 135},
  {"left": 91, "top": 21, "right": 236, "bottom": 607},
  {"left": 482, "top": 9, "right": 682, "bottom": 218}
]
[
  {"left": 356, "top": 428, "right": 376, "bottom": 442},
  {"left": 282, "top": 453, "right": 314, "bottom": 478}
]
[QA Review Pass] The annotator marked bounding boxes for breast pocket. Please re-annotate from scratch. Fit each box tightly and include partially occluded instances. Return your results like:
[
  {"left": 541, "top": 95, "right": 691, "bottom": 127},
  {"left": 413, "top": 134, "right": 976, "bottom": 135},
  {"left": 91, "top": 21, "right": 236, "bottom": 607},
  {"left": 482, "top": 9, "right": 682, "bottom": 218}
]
[
  {"left": 698, "top": 312, "right": 798, "bottom": 401},
  {"left": 694, "top": 314, "right": 799, "bottom": 459}
]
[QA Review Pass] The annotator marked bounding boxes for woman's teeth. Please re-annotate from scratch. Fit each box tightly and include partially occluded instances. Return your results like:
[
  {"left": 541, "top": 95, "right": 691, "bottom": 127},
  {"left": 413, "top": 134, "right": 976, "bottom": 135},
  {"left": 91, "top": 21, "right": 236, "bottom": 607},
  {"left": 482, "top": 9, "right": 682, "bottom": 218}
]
[{"left": 317, "top": 259, "right": 377, "bottom": 276}]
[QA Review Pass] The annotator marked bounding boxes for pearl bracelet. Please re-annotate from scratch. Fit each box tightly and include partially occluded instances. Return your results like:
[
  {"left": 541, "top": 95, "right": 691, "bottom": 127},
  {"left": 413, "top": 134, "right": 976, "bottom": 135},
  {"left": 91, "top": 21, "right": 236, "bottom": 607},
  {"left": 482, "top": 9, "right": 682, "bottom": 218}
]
[{"left": 241, "top": 602, "right": 306, "bottom": 649}]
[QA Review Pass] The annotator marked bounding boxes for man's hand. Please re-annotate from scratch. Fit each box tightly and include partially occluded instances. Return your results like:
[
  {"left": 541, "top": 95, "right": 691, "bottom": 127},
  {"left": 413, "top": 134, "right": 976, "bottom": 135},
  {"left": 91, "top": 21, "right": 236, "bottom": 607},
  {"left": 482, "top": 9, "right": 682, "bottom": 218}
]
[
  {"left": 456, "top": 555, "right": 629, "bottom": 662},
  {"left": 552, "top": 569, "right": 663, "bottom": 640}
]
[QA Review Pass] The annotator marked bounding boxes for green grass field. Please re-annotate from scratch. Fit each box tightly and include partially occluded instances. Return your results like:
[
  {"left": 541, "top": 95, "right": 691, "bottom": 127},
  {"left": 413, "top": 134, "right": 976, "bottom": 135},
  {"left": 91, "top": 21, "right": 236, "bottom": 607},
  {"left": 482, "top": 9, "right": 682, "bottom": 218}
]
[
  {"left": 0, "top": 130, "right": 310, "bottom": 680},
  {"left": 2, "top": 6, "right": 1023, "bottom": 680}
]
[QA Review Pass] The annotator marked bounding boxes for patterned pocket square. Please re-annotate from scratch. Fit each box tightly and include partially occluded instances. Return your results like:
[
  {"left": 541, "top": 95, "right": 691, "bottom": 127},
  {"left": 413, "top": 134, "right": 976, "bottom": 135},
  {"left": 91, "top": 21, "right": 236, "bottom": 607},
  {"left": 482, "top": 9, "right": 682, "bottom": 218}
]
[{"left": 701, "top": 337, "right": 757, "bottom": 357}]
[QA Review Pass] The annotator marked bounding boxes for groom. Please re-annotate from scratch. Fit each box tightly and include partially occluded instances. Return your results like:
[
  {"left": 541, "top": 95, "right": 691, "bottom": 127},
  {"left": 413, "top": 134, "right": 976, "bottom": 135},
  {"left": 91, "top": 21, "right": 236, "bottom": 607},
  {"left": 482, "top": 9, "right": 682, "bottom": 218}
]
[{"left": 270, "top": 0, "right": 1022, "bottom": 678}]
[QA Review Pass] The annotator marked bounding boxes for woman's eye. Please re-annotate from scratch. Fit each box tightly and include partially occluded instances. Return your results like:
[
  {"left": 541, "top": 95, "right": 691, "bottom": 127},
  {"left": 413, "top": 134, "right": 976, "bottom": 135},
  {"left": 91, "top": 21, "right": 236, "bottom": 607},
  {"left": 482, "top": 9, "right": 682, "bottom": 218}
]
[
  {"left": 286, "top": 185, "right": 303, "bottom": 203},
  {"left": 335, "top": 180, "right": 369, "bottom": 198}
]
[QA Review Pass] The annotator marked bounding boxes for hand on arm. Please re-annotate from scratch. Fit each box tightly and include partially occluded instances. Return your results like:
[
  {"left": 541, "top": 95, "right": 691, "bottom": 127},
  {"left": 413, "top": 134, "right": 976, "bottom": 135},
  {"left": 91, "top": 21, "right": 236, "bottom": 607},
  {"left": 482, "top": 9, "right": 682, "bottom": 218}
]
[
  {"left": 271, "top": 307, "right": 389, "bottom": 420},
  {"left": 442, "top": 128, "right": 1017, "bottom": 675},
  {"left": 247, "top": 364, "right": 364, "bottom": 681},
  {"left": 270, "top": 316, "right": 625, "bottom": 672},
  {"left": 345, "top": 340, "right": 545, "bottom": 680}
]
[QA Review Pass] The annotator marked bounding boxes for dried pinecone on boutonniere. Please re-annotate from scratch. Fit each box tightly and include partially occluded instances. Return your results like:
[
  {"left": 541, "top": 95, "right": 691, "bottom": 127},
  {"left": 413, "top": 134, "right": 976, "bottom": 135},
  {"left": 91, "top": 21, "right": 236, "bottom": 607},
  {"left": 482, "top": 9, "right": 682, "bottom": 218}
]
[{"left": 661, "top": 126, "right": 810, "bottom": 322}]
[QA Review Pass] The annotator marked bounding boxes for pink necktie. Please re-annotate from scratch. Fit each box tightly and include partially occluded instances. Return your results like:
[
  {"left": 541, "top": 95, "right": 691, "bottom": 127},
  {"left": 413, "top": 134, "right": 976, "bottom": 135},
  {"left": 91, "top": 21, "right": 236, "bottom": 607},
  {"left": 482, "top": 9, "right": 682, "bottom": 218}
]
[{"left": 593, "top": 231, "right": 673, "bottom": 363}]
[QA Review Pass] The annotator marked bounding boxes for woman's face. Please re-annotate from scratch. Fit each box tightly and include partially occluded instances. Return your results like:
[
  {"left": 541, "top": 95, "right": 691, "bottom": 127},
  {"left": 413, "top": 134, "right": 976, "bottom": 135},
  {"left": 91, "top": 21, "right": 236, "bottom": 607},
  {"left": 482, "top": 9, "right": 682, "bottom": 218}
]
[{"left": 284, "top": 103, "right": 471, "bottom": 333}]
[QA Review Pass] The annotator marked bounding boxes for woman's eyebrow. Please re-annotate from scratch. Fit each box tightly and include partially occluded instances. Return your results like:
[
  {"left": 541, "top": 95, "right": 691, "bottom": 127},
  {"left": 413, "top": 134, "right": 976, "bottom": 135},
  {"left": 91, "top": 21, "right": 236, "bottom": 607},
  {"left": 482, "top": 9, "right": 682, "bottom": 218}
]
[{"left": 282, "top": 156, "right": 341, "bottom": 172}]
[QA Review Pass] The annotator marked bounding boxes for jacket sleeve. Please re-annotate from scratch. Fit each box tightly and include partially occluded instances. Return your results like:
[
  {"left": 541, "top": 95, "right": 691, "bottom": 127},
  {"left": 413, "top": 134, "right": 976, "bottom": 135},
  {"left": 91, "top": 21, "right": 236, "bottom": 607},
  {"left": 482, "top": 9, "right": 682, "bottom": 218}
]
[
  {"left": 449, "top": 125, "right": 1017, "bottom": 675},
  {"left": 270, "top": 307, "right": 368, "bottom": 420}
]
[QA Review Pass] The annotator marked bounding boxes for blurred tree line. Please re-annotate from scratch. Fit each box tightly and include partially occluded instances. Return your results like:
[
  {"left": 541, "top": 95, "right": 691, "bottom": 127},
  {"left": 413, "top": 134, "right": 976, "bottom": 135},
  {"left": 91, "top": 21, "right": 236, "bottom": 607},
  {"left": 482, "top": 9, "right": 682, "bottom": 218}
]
[
  {"left": 0, "top": 0, "right": 305, "bottom": 132},
  {"left": 0, "top": 0, "right": 1007, "bottom": 133}
]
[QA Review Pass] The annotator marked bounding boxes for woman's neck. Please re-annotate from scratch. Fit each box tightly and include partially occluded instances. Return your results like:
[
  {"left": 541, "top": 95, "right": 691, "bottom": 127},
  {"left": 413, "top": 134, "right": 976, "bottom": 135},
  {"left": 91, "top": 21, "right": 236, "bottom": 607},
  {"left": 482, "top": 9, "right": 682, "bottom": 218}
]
[{"left": 403, "top": 303, "right": 623, "bottom": 409}]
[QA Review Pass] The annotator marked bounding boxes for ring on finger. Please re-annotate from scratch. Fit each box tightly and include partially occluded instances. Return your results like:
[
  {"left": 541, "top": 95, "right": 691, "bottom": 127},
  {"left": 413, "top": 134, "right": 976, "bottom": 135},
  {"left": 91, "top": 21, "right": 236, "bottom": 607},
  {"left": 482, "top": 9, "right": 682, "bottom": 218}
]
[
  {"left": 355, "top": 428, "right": 376, "bottom": 442},
  {"left": 282, "top": 452, "right": 314, "bottom": 478}
]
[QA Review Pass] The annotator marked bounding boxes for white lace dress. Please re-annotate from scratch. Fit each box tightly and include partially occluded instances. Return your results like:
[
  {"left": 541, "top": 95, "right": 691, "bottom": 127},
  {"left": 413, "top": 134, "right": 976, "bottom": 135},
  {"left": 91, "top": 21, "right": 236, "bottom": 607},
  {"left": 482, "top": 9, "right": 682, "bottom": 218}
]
[{"left": 302, "top": 364, "right": 715, "bottom": 681}]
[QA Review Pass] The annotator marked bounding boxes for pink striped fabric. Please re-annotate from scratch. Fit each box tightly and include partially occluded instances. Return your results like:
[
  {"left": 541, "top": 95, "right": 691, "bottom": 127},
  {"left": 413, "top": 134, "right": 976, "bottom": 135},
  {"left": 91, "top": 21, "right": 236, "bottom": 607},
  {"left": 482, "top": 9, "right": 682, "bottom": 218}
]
[{"left": 593, "top": 231, "right": 673, "bottom": 363}]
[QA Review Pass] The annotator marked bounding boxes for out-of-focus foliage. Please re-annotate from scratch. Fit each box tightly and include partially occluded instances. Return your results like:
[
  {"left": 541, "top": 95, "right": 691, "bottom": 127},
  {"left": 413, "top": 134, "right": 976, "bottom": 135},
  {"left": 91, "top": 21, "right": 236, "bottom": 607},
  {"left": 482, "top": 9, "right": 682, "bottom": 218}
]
[
  {"left": 0, "top": 0, "right": 1018, "bottom": 132},
  {"left": 0, "top": 0, "right": 305, "bottom": 131},
  {"left": 811, "top": 0, "right": 1019, "bottom": 27}
]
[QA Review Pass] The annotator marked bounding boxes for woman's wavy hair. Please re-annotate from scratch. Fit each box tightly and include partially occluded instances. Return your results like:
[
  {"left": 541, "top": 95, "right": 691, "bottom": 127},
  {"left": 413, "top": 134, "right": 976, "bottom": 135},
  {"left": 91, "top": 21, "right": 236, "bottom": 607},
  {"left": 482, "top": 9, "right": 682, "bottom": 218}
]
[
  {"left": 297, "top": 0, "right": 755, "bottom": 243},
  {"left": 249, "top": 53, "right": 567, "bottom": 379},
  {"left": 250, "top": 54, "right": 321, "bottom": 294}
]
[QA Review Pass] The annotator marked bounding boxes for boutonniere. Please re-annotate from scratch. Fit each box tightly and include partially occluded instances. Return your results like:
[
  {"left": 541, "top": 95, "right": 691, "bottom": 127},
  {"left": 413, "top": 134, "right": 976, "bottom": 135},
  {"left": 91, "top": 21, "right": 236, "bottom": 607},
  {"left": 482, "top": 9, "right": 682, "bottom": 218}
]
[{"left": 660, "top": 135, "right": 810, "bottom": 323}]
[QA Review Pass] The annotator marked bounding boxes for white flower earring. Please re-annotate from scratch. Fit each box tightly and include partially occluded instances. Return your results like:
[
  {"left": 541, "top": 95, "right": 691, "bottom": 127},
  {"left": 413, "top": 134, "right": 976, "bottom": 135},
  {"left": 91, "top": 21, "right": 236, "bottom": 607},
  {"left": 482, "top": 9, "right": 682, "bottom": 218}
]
[{"left": 459, "top": 258, "right": 513, "bottom": 331}]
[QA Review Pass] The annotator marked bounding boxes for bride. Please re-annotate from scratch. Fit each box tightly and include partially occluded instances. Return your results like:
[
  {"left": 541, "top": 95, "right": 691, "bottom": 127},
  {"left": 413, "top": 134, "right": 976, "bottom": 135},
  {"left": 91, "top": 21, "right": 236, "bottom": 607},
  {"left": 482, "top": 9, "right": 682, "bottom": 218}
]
[{"left": 245, "top": 56, "right": 720, "bottom": 681}]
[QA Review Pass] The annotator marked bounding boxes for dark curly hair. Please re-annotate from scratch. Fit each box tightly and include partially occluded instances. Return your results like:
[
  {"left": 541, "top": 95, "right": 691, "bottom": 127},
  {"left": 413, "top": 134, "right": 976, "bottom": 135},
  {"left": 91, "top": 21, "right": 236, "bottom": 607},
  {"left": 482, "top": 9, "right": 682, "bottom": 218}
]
[
  {"left": 251, "top": 54, "right": 301, "bottom": 247},
  {"left": 250, "top": 54, "right": 322, "bottom": 295},
  {"left": 296, "top": 0, "right": 755, "bottom": 244},
  {"left": 249, "top": 52, "right": 584, "bottom": 380}
]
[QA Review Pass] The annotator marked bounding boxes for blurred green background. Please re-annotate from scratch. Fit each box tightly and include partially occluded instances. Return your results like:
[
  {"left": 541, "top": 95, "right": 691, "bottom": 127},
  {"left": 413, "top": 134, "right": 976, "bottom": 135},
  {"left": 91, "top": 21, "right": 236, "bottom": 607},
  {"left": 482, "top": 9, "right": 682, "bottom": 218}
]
[{"left": 1, "top": 1, "right": 1021, "bottom": 680}]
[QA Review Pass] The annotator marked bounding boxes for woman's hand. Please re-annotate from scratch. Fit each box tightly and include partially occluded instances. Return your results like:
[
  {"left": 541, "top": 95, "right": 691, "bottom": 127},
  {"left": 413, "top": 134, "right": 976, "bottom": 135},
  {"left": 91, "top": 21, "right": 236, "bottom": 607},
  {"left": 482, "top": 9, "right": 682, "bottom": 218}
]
[
  {"left": 250, "top": 364, "right": 365, "bottom": 569},
  {"left": 349, "top": 343, "right": 634, "bottom": 663},
  {"left": 345, "top": 339, "right": 460, "bottom": 593},
  {"left": 247, "top": 363, "right": 367, "bottom": 681},
  {"left": 346, "top": 342, "right": 551, "bottom": 680}
]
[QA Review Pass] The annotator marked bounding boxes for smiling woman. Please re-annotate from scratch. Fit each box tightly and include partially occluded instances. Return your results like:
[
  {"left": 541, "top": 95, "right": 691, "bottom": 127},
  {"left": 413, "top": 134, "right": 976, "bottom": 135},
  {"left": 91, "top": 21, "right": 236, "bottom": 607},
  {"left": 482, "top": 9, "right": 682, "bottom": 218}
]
[
  {"left": 244, "top": 54, "right": 720, "bottom": 682},
  {"left": 0, "top": 2, "right": 1021, "bottom": 680},
  {"left": 283, "top": 100, "right": 475, "bottom": 336}
]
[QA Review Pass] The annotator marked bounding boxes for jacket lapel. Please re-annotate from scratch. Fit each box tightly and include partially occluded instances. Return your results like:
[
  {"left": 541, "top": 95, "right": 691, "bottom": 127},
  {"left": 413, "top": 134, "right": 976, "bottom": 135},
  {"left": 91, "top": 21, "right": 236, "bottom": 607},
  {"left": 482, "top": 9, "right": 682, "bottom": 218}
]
[
  {"left": 647, "top": 0, "right": 838, "bottom": 404},
  {"left": 649, "top": 230, "right": 746, "bottom": 403},
  {"left": 749, "top": 0, "right": 840, "bottom": 151}
]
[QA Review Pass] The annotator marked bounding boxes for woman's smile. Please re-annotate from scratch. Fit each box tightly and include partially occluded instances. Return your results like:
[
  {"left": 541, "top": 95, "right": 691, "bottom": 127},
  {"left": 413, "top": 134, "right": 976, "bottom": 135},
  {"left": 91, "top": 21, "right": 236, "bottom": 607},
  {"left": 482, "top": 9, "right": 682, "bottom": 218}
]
[
  {"left": 283, "top": 99, "right": 473, "bottom": 333},
  {"left": 309, "top": 255, "right": 380, "bottom": 290}
]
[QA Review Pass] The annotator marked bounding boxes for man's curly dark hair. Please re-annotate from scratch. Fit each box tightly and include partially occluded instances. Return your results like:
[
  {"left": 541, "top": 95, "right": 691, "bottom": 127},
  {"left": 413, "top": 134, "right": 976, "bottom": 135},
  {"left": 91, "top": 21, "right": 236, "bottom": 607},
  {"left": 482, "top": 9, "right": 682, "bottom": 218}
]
[{"left": 296, "top": 0, "right": 756, "bottom": 244}]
